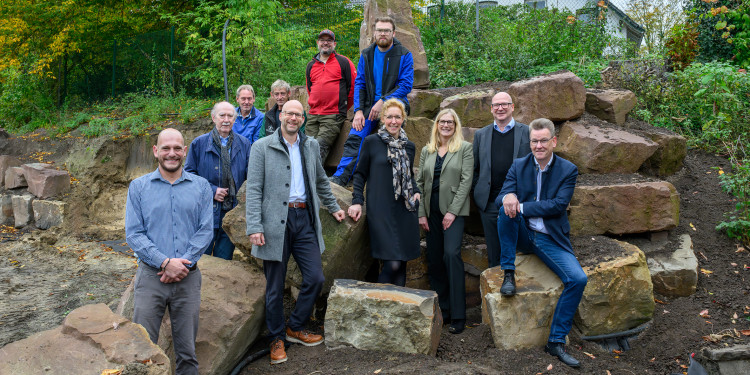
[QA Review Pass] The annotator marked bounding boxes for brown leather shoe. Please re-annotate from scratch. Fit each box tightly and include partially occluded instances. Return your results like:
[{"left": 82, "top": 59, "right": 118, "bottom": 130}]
[
  {"left": 285, "top": 327, "right": 323, "bottom": 346},
  {"left": 269, "top": 338, "right": 287, "bottom": 364}
]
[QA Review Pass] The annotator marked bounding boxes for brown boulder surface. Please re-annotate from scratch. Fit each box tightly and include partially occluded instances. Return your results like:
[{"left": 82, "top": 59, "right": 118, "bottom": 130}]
[
  {"left": 585, "top": 88, "right": 637, "bottom": 125},
  {"left": 508, "top": 71, "right": 586, "bottom": 124},
  {"left": 408, "top": 89, "right": 444, "bottom": 119},
  {"left": 440, "top": 89, "right": 495, "bottom": 128},
  {"left": 4, "top": 166, "right": 26, "bottom": 189},
  {"left": 22, "top": 163, "right": 70, "bottom": 199},
  {"left": 556, "top": 121, "right": 659, "bottom": 173},
  {"left": 359, "top": 0, "right": 429, "bottom": 89},
  {"left": 639, "top": 130, "right": 687, "bottom": 176},
  {"left": 0, "top": 155, "right": 22, "bottom": 188},
  {"left": 569, "top": 180, "right": 680, "bottom": 235},
  {"left": 0, "top": 303, "right": 169, "bottom": 375}
]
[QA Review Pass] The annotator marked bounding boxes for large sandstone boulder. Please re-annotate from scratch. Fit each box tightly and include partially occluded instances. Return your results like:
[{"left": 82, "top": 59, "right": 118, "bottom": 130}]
[
  {"left": 408, "top": 89, "right": 443, "bottom": 119},
  {"left": 481, "top": 256, "right": 563, "bottom": 349},
  {"left": 576, "top": 240, "right": 655, "bottom": 336},
  {"left": 697, "top": 344, "right": 750, "bottom": 375},
  {"left": 0, "top": 155, "right": 22, "bottom": 188},
  {"left": 0, "top": 303, "right": 170, "bottom": 375},
  {"left": 556, "top": 122, "right": 659, "bottom": 173},
  {"left": 569, "top": 181, "right": 680, "bottom": 235},
  {"left": 508, "top": 71, "right": 586, "bottom": 124},
  {"left": 647, "top": 234, "right": 698, "bottom": 297},
  {"left": 585, "top": 89, "right": 637, "bottom": 125},
  {"left": 403, "top": 116, "right": 433, "bottom": 156},
  {"left": 639, "top": 130, "right": 687, "bottom": 176},
  {"left": 461, "top": 126, "right": 478, "bottom": 143},
  {"left": 4, "top": 166, "right": 26, "bottom": 189},
  {"left": 325, "top": 279, "right": 442, "bottom": 355},
  {"left": 22, "top": 163, "right": 70, "bottom": 199},
  {"left": 117, "top": 256, "right": 266, "bottom": 375},
  {"left": 32, "top": 200, "right": 65, "bottom": 229},
  {"left": 360, "top": 0, "right": 429, "bottom": 89},
  {"left": 224, "top": 182, "right": 372, "bottom": 294},
  {"left": 0, "top": 193, "right": 12, "bottom": 225},
  {"left": 440, "top": 89, "right": 495, "bottom": 128},
  {"left": 11, "top": 194, "right": 33, "bottom": 228}
]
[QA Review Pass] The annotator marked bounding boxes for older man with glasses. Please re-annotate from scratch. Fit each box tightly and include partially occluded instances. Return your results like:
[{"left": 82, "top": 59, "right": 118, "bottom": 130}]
[{"left": 471, "top": 92, "right": 532, "bottom": 269}]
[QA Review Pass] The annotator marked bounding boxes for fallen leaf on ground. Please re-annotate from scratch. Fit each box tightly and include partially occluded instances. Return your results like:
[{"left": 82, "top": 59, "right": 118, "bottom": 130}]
[
  {"left": 373, "top": 369, "right": 381, "bottom": 374},
  {"left": 731, "top": 263, "right": 738, "bottom": 266},
  {"left": 699, "top": 309, "right": 710, "bottom": 318},
  {"left": 650, "top": 357, "right": 656, "bottom": 362},
  {"left": 663, "top": 309, "right": 670, "bottom": 314},
  {"left": 583, "top": 351, "right": 596, "bottom": 359},
  {"left": 701, "top": 268, "right": 713, "bottom": 275},
  {"left": 741, "top": 330, "right": 750, "bottom": 336},
  {"left": 546, "top": 364, "right": 553, "bottom": 371},
  {"left": 734, "top": 313, "right": 739, "bottom": 319},
  {"left": 690, "top": 223, "right": 697, "bottom": 231},
  {"left": 655, "top": 298, "right": 667, "bottom": 304},
  {"left": 612, "top": 349, "right": 622, "bottom": 354}
]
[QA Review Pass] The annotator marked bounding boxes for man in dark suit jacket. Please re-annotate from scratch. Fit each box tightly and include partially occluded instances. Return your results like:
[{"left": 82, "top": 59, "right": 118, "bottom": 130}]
[
  {"left": 496, "top": 118, "right": 587, "bottom": 368},
  {"left": 472, "top": 92, "right": 531, "bottom": 268}
]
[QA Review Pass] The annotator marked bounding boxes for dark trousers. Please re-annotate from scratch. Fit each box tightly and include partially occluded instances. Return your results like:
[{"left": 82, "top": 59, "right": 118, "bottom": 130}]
[
  {"left": 263, "top": 207, "right": 325, "bottom": 341},
  {"left": 425, "top": 194, "right": 466, "bottom": 320},
  {"left": 133, "top": 262, "right": 201, "bottom": 375},
  {"left": 497, "top": 212, "right": 588, "bottom": 343},
  {"left": 332, "top": 118, "right": 379, "bottom": 183},
  {"left": 479, "top": 202, "right": 502, "bottom": 268},
  {"left": 205, "top": 209, "right": 234, "bottom": 260}
]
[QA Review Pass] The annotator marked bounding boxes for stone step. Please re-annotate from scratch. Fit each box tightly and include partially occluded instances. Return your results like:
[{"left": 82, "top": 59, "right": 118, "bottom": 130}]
[
  {"left": 645, "top": 234, "right": 698, "bottom": 297},
  {"left": 324, "top": 279, "right": 441, "bottom": 355},
  {"left": 508, "top": 71, "right": 586, "bottom": 124},
  {"left": 22, "top": 163, "right": 70, "bottom": 199},
  {"left": 569, "top": 179, "right": 680, "bottom": 235},
  {"left": 585, "top": 88, "right": 637, "bottom": 125}
]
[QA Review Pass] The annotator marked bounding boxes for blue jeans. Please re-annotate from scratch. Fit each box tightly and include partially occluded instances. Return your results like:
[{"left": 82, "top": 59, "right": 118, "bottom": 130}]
[
  {"left": 332, "top": 118, "right": 378, "bottom": 183},
  {"left": 497, "top": 211, "right": 587, "bottom": 343}
]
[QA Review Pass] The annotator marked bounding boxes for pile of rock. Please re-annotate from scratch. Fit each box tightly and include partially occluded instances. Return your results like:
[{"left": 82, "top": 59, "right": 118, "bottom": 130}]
[{"left": 0, "top": 156, "right": 70, "bottom": 229}]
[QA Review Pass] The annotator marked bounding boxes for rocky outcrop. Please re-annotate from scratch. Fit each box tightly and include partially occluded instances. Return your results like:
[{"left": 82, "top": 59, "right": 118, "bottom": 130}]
[
  {"left": 556, "top": 122, "right": 659, "bottom": 173},
  {"left": 4, "top": 166, "right": 26, "bottom": 189},
  {"left": 117, "top": 256, "right": 266, "bottom": 375},
  {"left": 32, "top": 200, "right": 65, "bottom": 229},
  {"left": 481, "top": 256, "right": 563, "bottom": 349},
  {"left": 585, "top": 89, "right": 637, "bottom": 125},
  {"left": 11, "top": 194, "right": 33, "bottom": 228},
  {"left": 325, "top": 279, "right": 441, "bottom": 355},
  {"left": 0, "top": 303, "right": 170, "bottom": 375},
  {"left": 403, "top": 116, "right": 433, "bottom": 156},
  {"left": 408, "top": 89, "right": 443, "bottom": 119},
  {"left": 647, "top": 234, "right": 698, "bottom": 297},
  {"left": 0, "top": 155, "right": 21, "bottom": 188},
  {"left": 360, "top": 0, "right": 429, "bottom": 89},
  {"left": 0, "top": 193, "right": 12, "bottom": 225},
  {"left": 22, "top": 163, "right": 70, "bottom": 199},
  {"left": 440, "top": 89, "right": 495, "bottom": 128},
  {"left": 508, "top": 71, "right": 586, "bottom": 124},
  {"left": 224, "top": 182, "right": 372, "bottom": 294},
  {"left": 461, "top": 126, "right": 478, "bottom": 143},
  {"left": 576, "top": 240, "right": 655, "bottom": 336},
  {"left": 639, "top": 130, "right": 688, "bottom": 176},
  {"left": 569, "top": 181, "right": 680, "bottom": 235}
]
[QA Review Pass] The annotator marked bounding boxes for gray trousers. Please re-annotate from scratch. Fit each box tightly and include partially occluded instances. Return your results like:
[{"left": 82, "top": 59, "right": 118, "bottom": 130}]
[{"left": 133, "top": 262, "right": 202, "bottom": 375}]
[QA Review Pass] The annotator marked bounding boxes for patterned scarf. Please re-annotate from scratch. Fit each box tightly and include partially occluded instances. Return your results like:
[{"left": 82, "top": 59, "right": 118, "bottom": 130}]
[
  {"left": 377, "top": 126, "right": 417, "bottom": 212},
  {"left": 210, "top": 127, "right": 236, "bottom": 210}
]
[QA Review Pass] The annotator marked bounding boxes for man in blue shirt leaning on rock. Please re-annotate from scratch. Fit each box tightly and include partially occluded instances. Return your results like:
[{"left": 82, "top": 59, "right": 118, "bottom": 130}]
[{"left": 125, "top": 128, "right": 213, "bottom": 375}]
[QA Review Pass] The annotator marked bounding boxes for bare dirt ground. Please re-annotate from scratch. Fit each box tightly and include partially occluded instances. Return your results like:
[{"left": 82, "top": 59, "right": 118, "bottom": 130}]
[{"left": 1, "top": 124, "right": 748, "bottom": 374}]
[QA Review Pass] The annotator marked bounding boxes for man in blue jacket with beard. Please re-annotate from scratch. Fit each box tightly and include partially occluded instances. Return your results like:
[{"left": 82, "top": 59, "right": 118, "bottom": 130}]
[
  {"left": 185, "top": 101, "right": 252, "bottom": 260},
  {"left": 329, "top": 16, "right": 414, "bottom": 186}
]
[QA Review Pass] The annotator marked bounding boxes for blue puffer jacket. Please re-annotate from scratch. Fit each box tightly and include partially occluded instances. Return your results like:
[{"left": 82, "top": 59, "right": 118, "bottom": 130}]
[
  {"left": 353, "top": 38, "right": 414, "bottom": 117},
  {"left": 232, "top": 106, "right": 264, "bottom": 144},
  {"left": 184, "top": 131, "right": 252, "bottom": 228}
]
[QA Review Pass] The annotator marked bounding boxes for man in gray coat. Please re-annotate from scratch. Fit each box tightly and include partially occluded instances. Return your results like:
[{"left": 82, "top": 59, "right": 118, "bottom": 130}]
[
  {"left": 245, "top": 100, "right": 345, "bottom": 365},
  {"left": 472, "top": 92, "right": 531, "bottom": 268}
]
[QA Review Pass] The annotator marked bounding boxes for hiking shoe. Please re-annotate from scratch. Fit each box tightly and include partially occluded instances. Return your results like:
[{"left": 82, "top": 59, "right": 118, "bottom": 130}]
[
  {"left": 269, "top": 338, "right": 287, "bottom": 365},
  {"left": 286, "top": 327, "right": 323, "bottom": 346},
  {"left": 500, "top": 270, "right": 516, "bottom": 296}
]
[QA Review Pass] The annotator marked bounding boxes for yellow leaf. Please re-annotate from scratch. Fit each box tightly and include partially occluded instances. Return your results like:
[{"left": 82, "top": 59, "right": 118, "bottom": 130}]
[
  {"left": 690, "top": 223, "right": 697, "bottom": 231},
  {"left": 701, "top": 268, "right": 713, "bottom": 275}
]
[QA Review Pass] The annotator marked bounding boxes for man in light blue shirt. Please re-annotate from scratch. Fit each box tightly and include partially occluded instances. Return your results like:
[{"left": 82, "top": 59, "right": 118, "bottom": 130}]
[{"left": 125, "top": 128, "right": 213, "bottom": 375}]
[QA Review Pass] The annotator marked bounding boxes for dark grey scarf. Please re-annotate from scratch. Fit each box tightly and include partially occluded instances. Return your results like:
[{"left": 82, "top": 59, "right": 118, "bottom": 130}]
[
  {"left": 210, "top": 127, "right": 236, "bottom": 210},
  {"left": 377, "top": 126, "right": 416, "bottom": 211}
]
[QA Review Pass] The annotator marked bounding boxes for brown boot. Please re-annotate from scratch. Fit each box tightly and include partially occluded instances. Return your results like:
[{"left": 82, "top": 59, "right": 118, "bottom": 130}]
[
  {"left": 285, "top": 327, "right": 323, "bottom": 346},
  {"left": 269, "top": 338, "right": 287, "bottom": 364}
]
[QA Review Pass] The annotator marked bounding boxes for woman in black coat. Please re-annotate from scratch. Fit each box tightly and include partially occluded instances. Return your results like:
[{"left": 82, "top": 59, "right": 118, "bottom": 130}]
[{"left": 347, "top": 98, "right": 421, "bottom": 287}]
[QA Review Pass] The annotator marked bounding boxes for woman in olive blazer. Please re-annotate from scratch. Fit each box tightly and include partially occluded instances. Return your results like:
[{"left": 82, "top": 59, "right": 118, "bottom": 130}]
[{"left": 415, "top": 108, "right": 474, "bottom": 334}]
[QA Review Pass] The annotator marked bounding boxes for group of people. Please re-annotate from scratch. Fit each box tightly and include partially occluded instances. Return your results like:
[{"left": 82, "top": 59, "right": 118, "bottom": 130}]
[{"left": 124, "top": 16, "right": 587, "bottom": 375}]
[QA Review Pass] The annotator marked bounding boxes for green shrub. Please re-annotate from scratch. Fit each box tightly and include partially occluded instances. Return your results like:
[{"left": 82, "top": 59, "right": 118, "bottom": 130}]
[
  {"left": 716, "top": 158, "right": 750, "bottom": 246},
  {"left": 0, "top": 66, "right": 55, "bottom": 130},
  {"left": 80, "top": 118, "right": 114, "bottom": 137}
]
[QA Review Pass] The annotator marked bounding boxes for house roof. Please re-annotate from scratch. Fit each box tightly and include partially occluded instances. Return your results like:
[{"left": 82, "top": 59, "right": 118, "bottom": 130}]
[{"left": 602, "top": 0, "right": 645, "bottom": 35}]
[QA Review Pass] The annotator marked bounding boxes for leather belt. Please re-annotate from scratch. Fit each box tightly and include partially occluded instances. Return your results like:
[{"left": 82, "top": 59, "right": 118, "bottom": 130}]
[{"left": 288, "top": 202, "right": 307, "bottom": 209}]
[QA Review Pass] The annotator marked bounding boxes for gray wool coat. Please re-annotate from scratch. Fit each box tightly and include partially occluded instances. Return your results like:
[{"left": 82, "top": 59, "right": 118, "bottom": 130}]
[{"left": 245, "top": 129, "right": 341, "bottom": 262}]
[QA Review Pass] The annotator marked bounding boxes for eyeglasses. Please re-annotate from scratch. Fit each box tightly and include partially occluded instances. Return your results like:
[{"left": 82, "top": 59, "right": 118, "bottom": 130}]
[
  {"left": 438, "top": 120, "right": 455, "bottom": 125},
  {"left": 491, "top": 102, "right": 513, "bottom": 109},
  {"left": 530, "top": 138, "right": 552, "bottom": 146},
  {"left": 282, "top": 111, "right": 303, "bottom": 119},
  {"left": 385, "top": 115, "right": 403, "bottom": 121},
  {"left": 318, "top": 39, "right": 334, "bottom": 44},
  {"left": 375, "top": 29, "right": 393, "bottom": 35}
]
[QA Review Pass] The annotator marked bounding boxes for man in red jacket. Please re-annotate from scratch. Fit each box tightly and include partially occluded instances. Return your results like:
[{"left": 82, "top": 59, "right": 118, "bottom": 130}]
[{"left": 305, "top": 29, "right": 356, "bottom": 162}]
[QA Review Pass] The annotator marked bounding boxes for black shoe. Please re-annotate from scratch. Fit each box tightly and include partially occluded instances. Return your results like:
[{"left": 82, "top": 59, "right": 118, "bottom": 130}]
[
  {"left": 448, "top": 319, "right": 465, "bottom": 334},
  {"left": 544, "top": 342, "right": 581, "bottom": 368},
  {"left": 500, "top": 271, "right": 516, "bottom": 296}
]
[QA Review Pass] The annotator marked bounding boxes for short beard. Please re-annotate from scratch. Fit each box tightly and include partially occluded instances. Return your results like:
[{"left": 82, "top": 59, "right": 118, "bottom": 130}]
[{"left": 376, "top": 38, "right": 391, "bottom": 48}]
